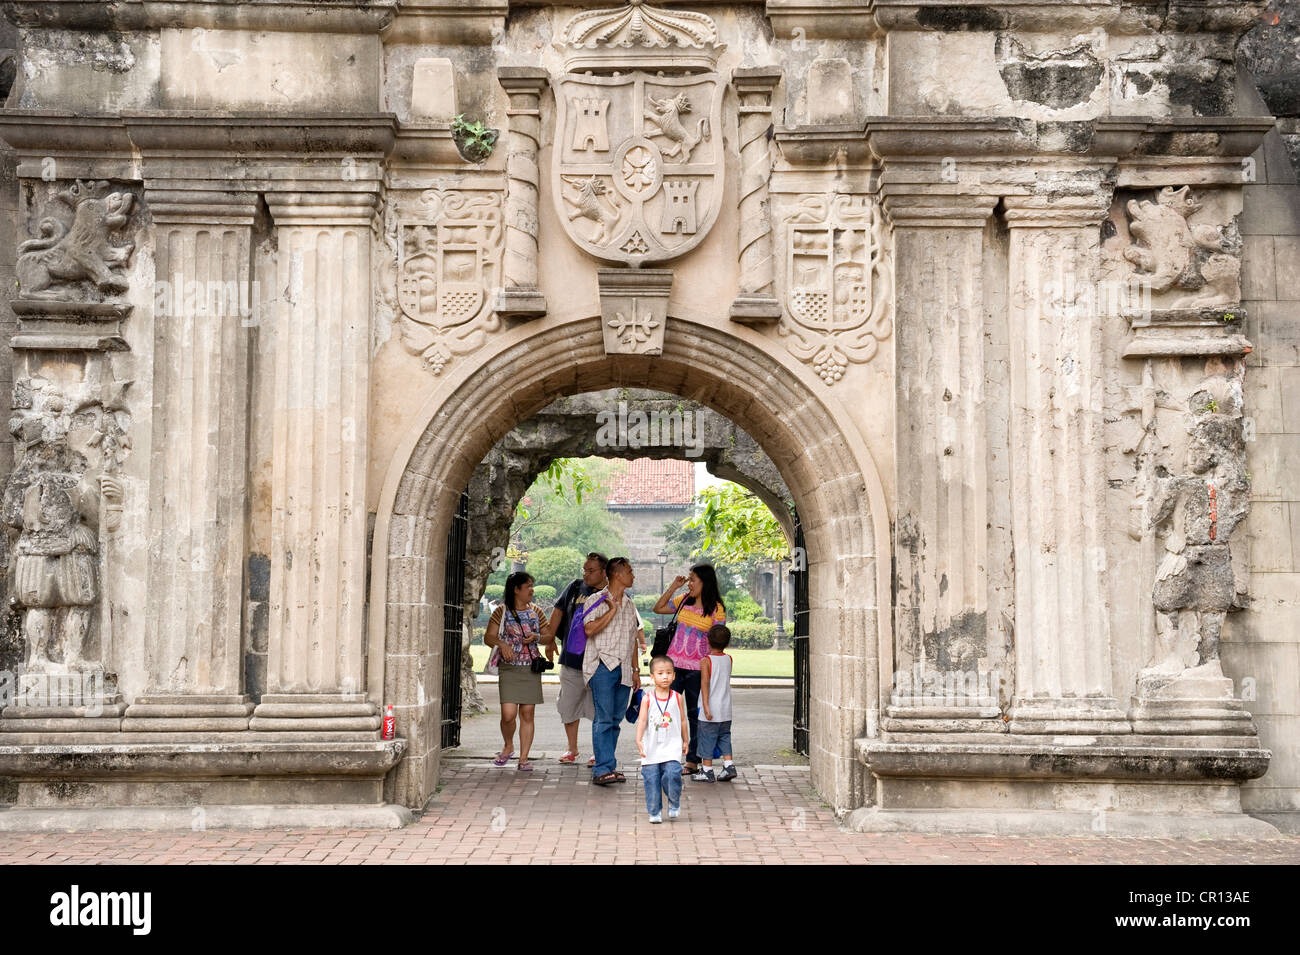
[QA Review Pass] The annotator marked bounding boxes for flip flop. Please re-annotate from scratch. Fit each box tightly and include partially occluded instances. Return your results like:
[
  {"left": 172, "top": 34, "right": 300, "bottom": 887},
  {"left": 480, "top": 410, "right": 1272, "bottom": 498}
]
[
  {"left": 558, "top": 752, "right": 578, "bottom": 763},
  {"left": 492, "top": 751, "right": 513, "bottom": 767},
  {"left": 587, "top": 756, "right": 596, "bottom": 767},
  {"left": 518, "top": 761, "right": 534, "bottom": 772}
]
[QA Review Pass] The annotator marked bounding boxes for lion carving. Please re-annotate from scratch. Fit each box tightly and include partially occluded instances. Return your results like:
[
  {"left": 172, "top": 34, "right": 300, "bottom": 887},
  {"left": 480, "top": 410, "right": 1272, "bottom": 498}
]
[
  {"left": 1122, "top": 185, "right": 1240, "bottom": 308},
  {"left": 17, "top": 180, "right": 135, "bottom": 300},
  {"left": 644, "top": 92, "right": 709, "bottom": 163}
]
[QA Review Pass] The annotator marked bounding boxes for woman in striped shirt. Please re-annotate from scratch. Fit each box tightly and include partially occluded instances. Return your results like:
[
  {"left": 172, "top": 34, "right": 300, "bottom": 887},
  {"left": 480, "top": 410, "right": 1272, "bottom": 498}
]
[{"left": 653, "top": 563, "right": 727, "bottom": 775}]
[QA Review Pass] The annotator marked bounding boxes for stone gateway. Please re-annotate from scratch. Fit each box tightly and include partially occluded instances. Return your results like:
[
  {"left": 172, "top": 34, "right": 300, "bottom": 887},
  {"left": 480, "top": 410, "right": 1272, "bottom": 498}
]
[{"left": 0, "top": 0, "right": 1296, "bottom": 836}]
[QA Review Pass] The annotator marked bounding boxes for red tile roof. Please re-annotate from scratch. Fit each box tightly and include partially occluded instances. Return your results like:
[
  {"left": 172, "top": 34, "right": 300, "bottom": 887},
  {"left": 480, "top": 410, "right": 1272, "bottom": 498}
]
[{"left": 607, "top": 458, "right": 695, "bottom": 507}]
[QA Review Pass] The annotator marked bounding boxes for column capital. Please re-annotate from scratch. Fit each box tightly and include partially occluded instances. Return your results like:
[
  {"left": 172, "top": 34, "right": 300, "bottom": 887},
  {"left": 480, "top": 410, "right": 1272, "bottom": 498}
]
[
  {"left": 1002, "top": 192, "right": 1112, "bottom": 228},
  {"left": 881, "top": 190, "right": 997, "bottom": 228},
  {"left": 733, "top": 67, "right": 783, "bottom": 95},
  {"left": 497, "top": 67, "right": 549, "bottom": 94},
  {"left": 264, "top": 189, "right": 380, "bottom": 227},
  {"left": 143, "top": 183, "right": 260, "bottom": 226}
]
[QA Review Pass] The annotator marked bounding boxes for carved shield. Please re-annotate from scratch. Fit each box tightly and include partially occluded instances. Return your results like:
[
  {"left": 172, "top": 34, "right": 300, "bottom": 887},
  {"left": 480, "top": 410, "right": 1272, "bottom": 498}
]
[
  {"left": 554, "top": 71, "right": 723, "bottom": 265},
  {"left": 397, "top": 210, "right": 494, "bottom": 330},
  {"left": 786, "top": 196, "right": 874, "bottom": 333}
]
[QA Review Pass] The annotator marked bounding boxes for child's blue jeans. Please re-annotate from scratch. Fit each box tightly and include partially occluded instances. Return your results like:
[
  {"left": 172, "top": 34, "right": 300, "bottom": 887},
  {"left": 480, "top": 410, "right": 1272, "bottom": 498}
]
[
  {"left": 697, "top": 720, "right": 732, "bottom": 762},
  {"left": 641, "top": 760, "right": 683, "bottom": 815}
]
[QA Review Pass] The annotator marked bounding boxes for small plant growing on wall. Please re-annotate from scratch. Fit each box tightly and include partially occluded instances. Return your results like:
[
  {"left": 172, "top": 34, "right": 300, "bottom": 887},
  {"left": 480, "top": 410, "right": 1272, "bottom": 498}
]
[{"left": 451, "top": 114, "right": 498, "bottom": 164}]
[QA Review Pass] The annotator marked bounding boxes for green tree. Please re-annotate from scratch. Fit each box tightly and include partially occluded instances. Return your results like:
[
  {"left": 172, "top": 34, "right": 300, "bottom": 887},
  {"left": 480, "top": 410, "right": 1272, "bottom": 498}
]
[
  {"left": 686, "top": 482, "right": 791, "bottom": 564},
  {"left": 512, "top": 457, "right": 628, "bottom": 558},
  {"left": 523, "top": 546, "right": 586, "bottom": 591}
]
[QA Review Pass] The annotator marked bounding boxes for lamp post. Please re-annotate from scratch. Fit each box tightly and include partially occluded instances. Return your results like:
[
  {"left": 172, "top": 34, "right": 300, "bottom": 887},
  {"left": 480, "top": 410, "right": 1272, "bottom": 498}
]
[
  {"left": 657, "top": 549, "right": 668, "bottom": 599},
  {"left": 773, "top": 557, "right": 788, "bottom": 650}
]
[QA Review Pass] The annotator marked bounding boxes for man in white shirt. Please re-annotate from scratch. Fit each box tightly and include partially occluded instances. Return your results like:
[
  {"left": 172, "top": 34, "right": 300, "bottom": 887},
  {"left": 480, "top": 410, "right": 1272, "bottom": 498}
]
[{"left": 582, "top": 556, "right": 642, "bottom": 785}]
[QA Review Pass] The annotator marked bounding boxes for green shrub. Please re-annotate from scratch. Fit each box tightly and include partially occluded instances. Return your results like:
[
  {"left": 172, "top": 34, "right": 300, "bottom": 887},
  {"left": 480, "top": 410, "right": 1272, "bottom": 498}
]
[
  {"left": 724, "top": 589, "right": 763, "bottom": 622},
  {"left": 484, "top": 584, "right": 505, "bottom": 601},
  {"left": 725, "top": 620, "right": 776, "bottom": 649},
  {"left": 633, "top": 593, "right": 661, "bottom": 614},
  {"left": 533, "top": 584, "right": 557, "bottom": 603},
  {"left": 523, "top": 546, "right": 586, "bottom": 591},
  {"left": 471, "top": 627, "right": 486, "bottom": 645}
]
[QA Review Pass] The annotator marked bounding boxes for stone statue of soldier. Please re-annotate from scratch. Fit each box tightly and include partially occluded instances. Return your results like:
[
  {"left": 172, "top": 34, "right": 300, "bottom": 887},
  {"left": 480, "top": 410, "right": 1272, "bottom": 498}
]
[
  {"left": 1143, "top": 389, "right": 1249, "bottom": 679},
  {"left": 3, "top": 392, "right": 122, "bottom": 674}
]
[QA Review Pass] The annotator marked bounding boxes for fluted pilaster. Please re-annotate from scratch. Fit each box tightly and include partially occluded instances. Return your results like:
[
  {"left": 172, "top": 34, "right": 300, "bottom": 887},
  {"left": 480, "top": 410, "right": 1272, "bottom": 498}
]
[
  {"left": 1003, "top": 193, "right": 1129, "bottom": 735},
  {"left": 126, "top": 185, "right": 257, "bottom": 732},
  {"left": 250, "top": 189, "right": 380, "bottom": 735},
  {"left": 883, "top": 191, "right": 1002, "bottom": 731}
]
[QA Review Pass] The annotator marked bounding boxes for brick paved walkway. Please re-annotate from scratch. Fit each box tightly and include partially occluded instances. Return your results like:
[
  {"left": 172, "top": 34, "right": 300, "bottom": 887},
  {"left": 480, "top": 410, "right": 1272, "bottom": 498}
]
[{"left": 2, "top": 759, "right": 1298, "bottom": 864}]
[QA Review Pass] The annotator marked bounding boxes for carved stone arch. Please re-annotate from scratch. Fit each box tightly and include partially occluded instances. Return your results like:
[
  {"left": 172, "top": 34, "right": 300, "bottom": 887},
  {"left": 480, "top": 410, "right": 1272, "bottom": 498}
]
[{"left": 369, "top": 316, "right": 892, "bottom": 813}]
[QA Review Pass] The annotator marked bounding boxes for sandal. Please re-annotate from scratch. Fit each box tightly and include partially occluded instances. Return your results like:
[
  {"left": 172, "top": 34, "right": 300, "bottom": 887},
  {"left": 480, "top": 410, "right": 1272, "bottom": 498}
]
[
  {"left": 592, "top": 772, "right": 619, "bottom": 786},
  {"left": 587, "top": 756, "right": 596, "bottom": 767},
  {"left": 681, "top": 764, "right": 698, "bottom": 775},
  {"left": 492, "top": 751, "right": 514, "bottom": 767},
  {"left": 518, "top": 760, "right": 534, "bottom": 772},
  {"left": 558, "top": 752, "right": 577, "bottom": 764},
  {"left": 612, "top": 771, "right": 627, "bottom": 783}
]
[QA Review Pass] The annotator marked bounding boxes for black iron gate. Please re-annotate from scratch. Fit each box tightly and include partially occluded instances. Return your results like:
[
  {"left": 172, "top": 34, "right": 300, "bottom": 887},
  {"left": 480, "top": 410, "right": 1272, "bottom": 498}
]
[
  {"left": 440, "top": 491, "right": 469, "bottom": 749},
  {"left": 792, "top": 516, "right": 810, "bottom": 756}
]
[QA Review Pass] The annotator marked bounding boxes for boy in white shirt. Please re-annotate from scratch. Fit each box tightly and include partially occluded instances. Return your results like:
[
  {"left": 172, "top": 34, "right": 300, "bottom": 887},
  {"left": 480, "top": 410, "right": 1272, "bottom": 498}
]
[
  {"left": 694, "top": 624, "right": 737, "bottom": 782},
  {"left": 635, "top": 655, "right": 690, "bottom": 822}
]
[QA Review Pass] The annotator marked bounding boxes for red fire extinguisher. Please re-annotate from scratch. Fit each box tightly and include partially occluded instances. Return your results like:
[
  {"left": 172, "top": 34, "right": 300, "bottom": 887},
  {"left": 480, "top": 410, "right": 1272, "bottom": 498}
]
[{"left": 382, "top": 704, "right": 396, "bottom": 740}]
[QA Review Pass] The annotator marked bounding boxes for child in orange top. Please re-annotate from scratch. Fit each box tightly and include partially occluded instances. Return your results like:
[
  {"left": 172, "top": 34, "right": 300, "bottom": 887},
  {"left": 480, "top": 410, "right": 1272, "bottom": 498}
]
[{"left": 695, "top": 625, "right": 737, "bottom": 782}]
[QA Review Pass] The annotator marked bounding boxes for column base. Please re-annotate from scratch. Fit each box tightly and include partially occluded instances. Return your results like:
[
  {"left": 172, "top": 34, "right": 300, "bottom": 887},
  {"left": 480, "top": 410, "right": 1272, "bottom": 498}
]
[
  {"left": 1008, "top": 696, "right": 1132, "bottom": 734},
  {"left": 250, "top": 693, "right": 380, "bottom": 738},
  {"left": 0, "top": 738, "right": 407, "bottom": 824},
  {"left": 123, "top": 694, "right": 254, "bottom": 732},
  {"left": 1, "top": 699, "right": 127, "bottom": 733},
  {"left": 884, "top": 696, "right": 1005, "bottom": 733},
  {"left": 728, "top": 294, "right": 782, "bottom": 324},
  {"left": 493, "top": 288, "right": 547, "bottom": 320},
  {"left": 1128, "top": 665, "right": 1258, "bottom": 734},
  {"left": 1128, "top": 698, "right": 1258, "bottom": 735},
  {"left": 855, "top": 737, "right": 1273, "bottom": 836}
]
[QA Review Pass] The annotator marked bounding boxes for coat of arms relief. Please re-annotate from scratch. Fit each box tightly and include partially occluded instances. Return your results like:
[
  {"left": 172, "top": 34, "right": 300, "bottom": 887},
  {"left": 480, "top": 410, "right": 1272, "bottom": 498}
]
[
  {"left": 779, "top": 194, "right": 893, "bottom": 385},
  {"left": 383, "top": 189, "right": 504, "bottom": 375},
  {"left": 553, "top": 1, "right": 726, "bottom": 355}
]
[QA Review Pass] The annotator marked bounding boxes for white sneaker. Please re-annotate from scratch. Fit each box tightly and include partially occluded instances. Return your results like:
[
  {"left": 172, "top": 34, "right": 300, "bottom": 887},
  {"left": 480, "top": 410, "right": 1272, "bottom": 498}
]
[
  {"left": 648, "top": 813, "right": 663, "bottom": 824},
  {"left": 668, "top": 807, "right": 680, "bottom": 820}
]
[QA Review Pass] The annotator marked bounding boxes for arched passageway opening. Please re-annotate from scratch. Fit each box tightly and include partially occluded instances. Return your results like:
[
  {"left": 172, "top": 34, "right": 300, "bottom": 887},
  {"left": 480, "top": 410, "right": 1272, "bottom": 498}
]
[{"left": 369, "top": 316, "right": 890, "bottom": 812}]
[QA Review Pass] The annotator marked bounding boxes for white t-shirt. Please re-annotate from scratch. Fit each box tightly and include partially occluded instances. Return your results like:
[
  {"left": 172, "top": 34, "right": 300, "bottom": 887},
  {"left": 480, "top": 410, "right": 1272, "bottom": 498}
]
[{"left": 640, "top": 689, "right": 686, "bottom": 765}]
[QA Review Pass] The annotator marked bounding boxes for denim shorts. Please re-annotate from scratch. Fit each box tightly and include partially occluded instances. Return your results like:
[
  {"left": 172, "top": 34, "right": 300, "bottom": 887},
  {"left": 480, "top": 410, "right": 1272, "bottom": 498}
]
[{"left": 696, "top": 719, "right": 732, "bottom": 760}]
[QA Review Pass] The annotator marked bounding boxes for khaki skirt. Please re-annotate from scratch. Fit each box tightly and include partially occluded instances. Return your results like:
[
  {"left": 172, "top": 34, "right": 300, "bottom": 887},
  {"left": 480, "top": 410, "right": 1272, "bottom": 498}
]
[{"left": 498, "top": 662, "right": 544, "bottom": 705}]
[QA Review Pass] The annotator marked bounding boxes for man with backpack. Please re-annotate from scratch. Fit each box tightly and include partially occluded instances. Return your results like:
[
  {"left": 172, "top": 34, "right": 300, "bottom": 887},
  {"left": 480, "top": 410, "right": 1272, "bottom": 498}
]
[{"left": 547, "top": 552, "right": 607, "bottom": 765}]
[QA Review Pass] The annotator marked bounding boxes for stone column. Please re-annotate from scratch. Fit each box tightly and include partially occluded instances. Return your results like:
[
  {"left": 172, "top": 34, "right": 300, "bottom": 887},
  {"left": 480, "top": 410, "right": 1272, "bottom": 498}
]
[
  {"left": 125, "top": 185, "right": 256, "bottom": 732},
  {"left": 494, "top": 67, "right": 548, "bottom": 319},
  {"left": 730, "top": 67, "right": 782, "bottom": 323},
  {"left": 250, "top": 189, "right": 380, "bottom": 735},
  {"left": 883, "top": 191, "right": 1003, "bottom": 731},
  {"left": 1003, "top": 193, "right": 1129, "bottom": 735}
]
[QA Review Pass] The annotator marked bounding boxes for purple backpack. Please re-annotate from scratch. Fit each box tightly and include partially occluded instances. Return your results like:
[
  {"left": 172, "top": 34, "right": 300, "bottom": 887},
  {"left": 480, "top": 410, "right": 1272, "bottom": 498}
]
[{"left": 565, "top": 592, "right": 608, "bottom": 658}]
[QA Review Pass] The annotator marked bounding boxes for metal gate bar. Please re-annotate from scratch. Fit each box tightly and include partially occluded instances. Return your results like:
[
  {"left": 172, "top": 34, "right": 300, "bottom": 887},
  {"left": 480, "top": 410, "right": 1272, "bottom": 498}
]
[
  {"left": 440, "top": 491, "right": 469, "bottom": 749},
  {"left": 792, "top": 517, "right": 810, "bottom": 756}
]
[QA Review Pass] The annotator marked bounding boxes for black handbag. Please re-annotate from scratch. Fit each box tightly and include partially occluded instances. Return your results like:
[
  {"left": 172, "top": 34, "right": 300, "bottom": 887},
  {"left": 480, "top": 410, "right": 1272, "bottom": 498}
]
[{"left": 651, "top": 599, "right": 684, "bottom": 658}]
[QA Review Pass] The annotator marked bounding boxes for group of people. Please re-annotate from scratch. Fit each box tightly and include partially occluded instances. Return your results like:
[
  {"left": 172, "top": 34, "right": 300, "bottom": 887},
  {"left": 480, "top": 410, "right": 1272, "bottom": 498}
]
[{"left": 482, "top": 552, "right": 736, "bottom": 822}]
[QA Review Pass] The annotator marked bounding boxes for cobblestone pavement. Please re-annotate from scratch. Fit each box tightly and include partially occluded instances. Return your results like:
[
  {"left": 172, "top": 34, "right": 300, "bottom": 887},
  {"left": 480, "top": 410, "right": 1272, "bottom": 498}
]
[{"left": 2, "top": 760, "right": 1299, "bottom": 864}]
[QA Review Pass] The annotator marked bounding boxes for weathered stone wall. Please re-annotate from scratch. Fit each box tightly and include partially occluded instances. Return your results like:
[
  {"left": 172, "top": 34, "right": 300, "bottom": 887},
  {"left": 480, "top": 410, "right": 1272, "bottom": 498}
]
[
  {"left": 0, "top": 0, "right": 1293, "bottom": 827},
  {"left": 610, "top": 506, "right": 689, "bottom": 568},
  {"left": 1229, "top": 62, "right": 1300, "bottom": 819}
]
